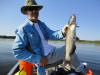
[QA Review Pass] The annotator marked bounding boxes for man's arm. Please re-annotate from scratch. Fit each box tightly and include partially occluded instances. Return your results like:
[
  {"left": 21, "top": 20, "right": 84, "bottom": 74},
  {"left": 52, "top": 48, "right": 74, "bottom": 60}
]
[
  {"left": 42, "top": 22, "right": 65, "bottom": 40},
  {"left": 12, "top": 27, "right": 41, "bottom": 64}
]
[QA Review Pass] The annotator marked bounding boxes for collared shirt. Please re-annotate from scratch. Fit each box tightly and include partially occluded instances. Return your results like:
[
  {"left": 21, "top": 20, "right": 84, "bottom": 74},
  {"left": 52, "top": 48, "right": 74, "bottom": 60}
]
[
  {"left": 12, "top": 19, "right": 64, "bottom": 64},
  {"left": 34, "top": 23, "right": 55, "bottom": 56}
]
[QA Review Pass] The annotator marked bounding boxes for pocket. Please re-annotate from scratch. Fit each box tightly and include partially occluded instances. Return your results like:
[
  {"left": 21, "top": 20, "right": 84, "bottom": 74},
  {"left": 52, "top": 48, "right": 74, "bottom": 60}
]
[
  {"left": 30, "top": 32, "right": 37, "bottom": 37},
  {"left": 27, "top": 32, "right": 39, "bottom": 44}
]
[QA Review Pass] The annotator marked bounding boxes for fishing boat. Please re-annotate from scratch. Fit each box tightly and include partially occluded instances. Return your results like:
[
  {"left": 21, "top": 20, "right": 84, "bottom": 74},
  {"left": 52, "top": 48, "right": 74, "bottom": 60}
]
[{"left": 7, "top": 61, "right": 86, "bottom": 75}]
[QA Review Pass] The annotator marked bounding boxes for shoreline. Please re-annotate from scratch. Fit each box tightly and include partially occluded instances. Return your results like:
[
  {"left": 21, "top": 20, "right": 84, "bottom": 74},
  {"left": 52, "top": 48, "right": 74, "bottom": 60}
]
[
  {"left": 0, "top": 35, "right": 100, "bottom": 44},
  {"left": 49, "top": 39, "right": 100, "bottom": 44},
  {"left": 0, "top": 35, "right": 15, "bottom": 39}
]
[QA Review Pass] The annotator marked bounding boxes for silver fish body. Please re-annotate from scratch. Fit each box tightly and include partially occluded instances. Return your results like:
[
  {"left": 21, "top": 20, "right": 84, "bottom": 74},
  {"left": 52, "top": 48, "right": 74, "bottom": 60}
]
[{"left": 65, "top": 14, "right": 76, "bottom": 62}]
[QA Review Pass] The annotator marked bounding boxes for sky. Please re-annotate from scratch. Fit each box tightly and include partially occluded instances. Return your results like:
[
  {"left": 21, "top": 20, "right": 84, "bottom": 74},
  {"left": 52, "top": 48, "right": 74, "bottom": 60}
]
[{"left": 0, "top": 0, "right": 100, "bottom": 40}]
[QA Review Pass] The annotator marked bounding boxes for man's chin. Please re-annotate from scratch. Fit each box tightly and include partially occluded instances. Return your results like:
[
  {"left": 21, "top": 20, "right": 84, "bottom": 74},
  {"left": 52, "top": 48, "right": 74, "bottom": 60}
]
[
  {"left": 30, "top": 17, "right": 38, "bottom": 22},
  {"left": 31, "top": 17, "right": 35, "bottom": 20}
]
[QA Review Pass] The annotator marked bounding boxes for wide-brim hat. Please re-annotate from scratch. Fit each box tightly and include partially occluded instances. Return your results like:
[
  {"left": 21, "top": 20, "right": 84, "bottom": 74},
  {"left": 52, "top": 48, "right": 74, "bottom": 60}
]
[{"left": 21, "top": 0, "right": 43, "bottom": 14}]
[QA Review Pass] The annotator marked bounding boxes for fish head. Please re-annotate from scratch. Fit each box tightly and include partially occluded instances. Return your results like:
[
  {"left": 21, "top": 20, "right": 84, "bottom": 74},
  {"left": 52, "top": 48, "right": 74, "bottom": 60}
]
[{"left": 68, "top": 14, "right": 76, "bottom": 26}]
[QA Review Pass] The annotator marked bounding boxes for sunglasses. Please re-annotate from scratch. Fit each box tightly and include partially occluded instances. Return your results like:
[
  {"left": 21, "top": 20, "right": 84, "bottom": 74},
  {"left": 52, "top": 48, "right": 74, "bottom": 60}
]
[{"left": 26, "top": 7, "right": 39, "bottom": 11}]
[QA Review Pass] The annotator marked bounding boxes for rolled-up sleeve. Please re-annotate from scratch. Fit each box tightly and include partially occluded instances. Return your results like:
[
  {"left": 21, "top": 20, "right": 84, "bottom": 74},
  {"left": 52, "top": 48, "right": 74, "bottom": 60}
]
[
  {"left": 12, "top": 27, "right": 41, "bottom": 64},
  {"left": 42, "top": 22, "right": 64, "bottom": 40}
]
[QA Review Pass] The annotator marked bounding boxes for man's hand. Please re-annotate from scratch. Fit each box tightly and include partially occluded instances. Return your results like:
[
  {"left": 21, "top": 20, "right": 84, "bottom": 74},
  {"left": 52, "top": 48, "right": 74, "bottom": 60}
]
[
  {"left": 61, "top": 24, "right": 70, "bottom": 36},
  {"left": 40, "top": 56, "right": 48, "bottom": 66}
]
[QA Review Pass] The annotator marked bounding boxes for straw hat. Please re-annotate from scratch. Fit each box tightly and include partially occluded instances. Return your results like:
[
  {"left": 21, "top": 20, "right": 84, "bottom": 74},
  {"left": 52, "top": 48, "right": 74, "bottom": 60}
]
[{"left": 21, "top": 0, "right": 43, "bottom": 14}]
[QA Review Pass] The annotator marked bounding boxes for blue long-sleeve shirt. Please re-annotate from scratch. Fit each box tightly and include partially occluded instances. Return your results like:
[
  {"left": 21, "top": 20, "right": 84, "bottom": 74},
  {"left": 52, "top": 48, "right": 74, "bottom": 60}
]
[{"left": 12, "top": 19, "right": 64, "bottom": 64}]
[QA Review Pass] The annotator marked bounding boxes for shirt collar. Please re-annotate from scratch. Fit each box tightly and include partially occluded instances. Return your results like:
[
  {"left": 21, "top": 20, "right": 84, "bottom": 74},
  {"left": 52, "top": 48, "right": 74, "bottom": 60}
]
[{"left": 27, "top": 19, "right": 39, "bottom": 26}]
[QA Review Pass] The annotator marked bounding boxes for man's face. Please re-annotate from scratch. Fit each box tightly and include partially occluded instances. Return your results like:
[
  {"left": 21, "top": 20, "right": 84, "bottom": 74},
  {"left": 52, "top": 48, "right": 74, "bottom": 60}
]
[{"left": 26, "top": 8, "right": 39, "bottom": 21}]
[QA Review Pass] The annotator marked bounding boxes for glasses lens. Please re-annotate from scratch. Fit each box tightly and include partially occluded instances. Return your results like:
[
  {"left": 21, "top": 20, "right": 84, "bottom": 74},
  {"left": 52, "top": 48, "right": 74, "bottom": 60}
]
[{"left": 27, "top": 8, "right": 39, "bottom": 11}]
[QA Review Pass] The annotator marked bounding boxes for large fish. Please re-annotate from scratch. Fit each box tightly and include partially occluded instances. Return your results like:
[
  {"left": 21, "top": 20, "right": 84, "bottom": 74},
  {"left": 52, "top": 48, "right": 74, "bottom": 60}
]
[
  {"left": 63, "top": 14, "right": 77, "bottom": 70},
  {"left": 65, "top": 14, "right": 76, "bottom": 61}
]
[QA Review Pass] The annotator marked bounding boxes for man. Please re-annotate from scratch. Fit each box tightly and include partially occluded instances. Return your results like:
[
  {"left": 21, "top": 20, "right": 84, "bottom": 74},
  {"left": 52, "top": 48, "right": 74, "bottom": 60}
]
[{"left": 12, "top": 0, "right": 80, "bottom": 75}]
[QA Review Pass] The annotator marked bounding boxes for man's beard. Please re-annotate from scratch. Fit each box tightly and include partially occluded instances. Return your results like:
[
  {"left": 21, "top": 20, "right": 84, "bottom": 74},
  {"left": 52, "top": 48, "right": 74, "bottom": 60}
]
[
  {"left": 30, "top": 16, "right": 38, "bottom": 22},
  {"left": 32, "top": 17, "right": 36, "bottom": 20},
  {"left": 31, "top": 14, "right": 38, "bottom": 20}
]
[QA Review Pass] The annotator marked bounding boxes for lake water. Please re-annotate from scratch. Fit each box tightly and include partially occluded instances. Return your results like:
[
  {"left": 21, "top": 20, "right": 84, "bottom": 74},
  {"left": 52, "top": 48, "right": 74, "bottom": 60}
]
[{"left": 0, "top": 38, "right": 100, "bottom": 75}]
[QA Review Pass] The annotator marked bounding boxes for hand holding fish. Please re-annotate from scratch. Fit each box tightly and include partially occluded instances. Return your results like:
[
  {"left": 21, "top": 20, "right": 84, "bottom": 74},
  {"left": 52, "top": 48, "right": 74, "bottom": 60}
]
[
  {"left": 40, "top": 56, "right": 48, "bottom": 66},
  {"left": 61, "top": 24, "right": 70, "bottom": 37}
]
